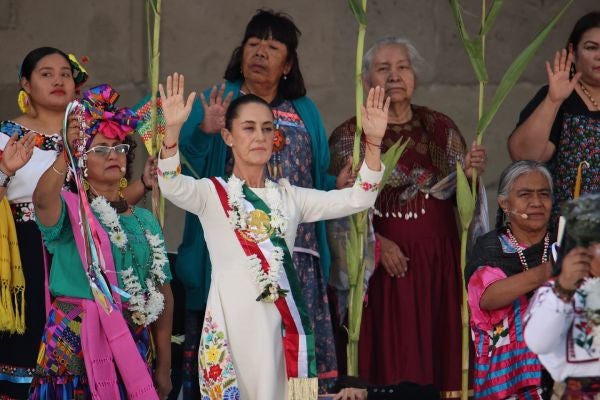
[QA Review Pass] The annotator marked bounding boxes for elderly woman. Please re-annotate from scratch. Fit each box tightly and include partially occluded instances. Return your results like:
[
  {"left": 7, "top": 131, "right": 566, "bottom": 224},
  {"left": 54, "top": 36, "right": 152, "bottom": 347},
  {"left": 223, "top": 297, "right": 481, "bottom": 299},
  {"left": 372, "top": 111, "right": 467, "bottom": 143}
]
[
  {"left": 509, "top": 12, "right": 600, "bottom": 226},
  {"left": 525, "top": 193, "right": 600, "bottom": 399},
  {"left": 465, "top": 161, "right": 555, "bottom": 399},
  {"left": 158, "top": 73, "right": 386, "bottom": 399},
  {"left": 30, "top": 84, "right": 173, "bottom": 399},
  {"left": 176, "top": 9, "right": 342, "bottom": 394},
  {"left": 328, "top": 36, "right": 486, "bottom": 397}
]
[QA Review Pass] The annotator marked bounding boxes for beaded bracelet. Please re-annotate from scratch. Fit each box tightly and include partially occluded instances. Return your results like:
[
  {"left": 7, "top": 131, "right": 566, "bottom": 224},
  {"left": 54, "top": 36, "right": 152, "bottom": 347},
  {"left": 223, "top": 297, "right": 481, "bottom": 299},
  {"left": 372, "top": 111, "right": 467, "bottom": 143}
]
[
  {"left": 553, "top": 278, "right": 576, "bottom": 303},
  {"left": 162, "top": 140, "right": 178, "bottom": 150}
]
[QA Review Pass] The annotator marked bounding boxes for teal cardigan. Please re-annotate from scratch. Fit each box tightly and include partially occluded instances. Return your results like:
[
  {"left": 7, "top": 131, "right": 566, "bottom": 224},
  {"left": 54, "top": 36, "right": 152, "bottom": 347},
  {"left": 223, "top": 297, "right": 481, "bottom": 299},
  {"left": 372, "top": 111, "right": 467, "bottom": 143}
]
[{"left": 177, "top": 80, "right": 336, "bottom": 310}]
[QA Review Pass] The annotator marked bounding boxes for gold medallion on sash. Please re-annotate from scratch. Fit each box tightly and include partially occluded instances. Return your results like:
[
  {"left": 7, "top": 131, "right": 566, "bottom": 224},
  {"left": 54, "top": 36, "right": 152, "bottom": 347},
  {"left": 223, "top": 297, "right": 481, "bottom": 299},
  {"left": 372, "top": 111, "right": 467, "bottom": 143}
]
[{"left": 240, "top": 209, "right": 273, "bottom": 243}]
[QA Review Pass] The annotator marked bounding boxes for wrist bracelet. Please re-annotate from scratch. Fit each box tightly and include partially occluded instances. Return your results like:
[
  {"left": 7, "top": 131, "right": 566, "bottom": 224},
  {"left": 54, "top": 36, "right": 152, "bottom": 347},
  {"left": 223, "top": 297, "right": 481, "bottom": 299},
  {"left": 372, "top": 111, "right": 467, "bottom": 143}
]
[
  {"left": 162, "top": 140, "right": 178, "bottom": 150},
  {"left": 51, "top": 165, "right": 67, "bottom": 176},
  {"left": 140, "top": 174, "right": 152, "bottom": 191},
  {"left": 553, "top": 278, "right": 576, "bottom": 303},
  {"left": 363, "top": 138, "right": 382, "bottom": 148}
]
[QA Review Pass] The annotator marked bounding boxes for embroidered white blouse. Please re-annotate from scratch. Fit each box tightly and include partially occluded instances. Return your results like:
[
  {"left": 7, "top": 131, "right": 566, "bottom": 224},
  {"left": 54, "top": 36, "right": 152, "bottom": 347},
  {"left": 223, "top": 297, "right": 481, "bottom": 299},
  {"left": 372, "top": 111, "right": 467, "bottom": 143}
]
[
  {"left": 524, "top": 284, "right": 600, "bottom": 382},
  {"left": 158, "top": 150, "right": 383, "bottom": 399}
]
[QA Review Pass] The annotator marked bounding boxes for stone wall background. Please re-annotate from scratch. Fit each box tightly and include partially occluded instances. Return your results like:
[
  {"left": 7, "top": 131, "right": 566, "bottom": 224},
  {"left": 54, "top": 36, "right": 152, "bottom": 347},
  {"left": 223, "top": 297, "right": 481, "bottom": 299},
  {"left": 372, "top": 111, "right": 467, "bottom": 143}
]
[{"left": 0, "top": 0, "right": 596, "bottom": 250}]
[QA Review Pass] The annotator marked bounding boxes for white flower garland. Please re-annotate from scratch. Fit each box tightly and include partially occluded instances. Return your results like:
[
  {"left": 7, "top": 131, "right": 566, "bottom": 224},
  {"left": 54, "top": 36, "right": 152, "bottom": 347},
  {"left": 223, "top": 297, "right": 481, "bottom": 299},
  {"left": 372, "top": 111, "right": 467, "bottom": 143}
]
[
  {"left": 91, "top": 196, "right": 168, "bottom": 326},
  {"left": 226, "top": 175, "right": 288, "bottom": 301},
  {"left": 579, "top": 277, "right": 600, "bottom": 350}
]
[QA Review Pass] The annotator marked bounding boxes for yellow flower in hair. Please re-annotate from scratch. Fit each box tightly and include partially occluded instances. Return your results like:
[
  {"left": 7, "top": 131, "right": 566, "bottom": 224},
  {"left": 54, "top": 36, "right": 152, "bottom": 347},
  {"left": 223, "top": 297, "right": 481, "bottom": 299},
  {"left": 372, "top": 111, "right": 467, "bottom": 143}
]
[{"left": 68, "top": 54, "right": 87, "bottom": 75}]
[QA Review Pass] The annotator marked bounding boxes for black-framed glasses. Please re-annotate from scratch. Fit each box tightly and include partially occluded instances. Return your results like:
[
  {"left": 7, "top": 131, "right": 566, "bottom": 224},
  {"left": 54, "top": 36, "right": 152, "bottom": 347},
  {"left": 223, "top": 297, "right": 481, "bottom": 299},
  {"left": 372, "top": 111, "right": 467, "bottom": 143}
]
[{"left": 86, "top": 144, "right": 130, "bottom": 156}]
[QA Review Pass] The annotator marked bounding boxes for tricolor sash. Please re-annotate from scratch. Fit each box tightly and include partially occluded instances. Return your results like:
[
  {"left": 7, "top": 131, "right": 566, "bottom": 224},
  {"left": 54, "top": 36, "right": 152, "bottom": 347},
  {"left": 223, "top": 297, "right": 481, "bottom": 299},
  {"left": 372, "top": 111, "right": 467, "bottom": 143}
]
[{"left": 210, "top": 177, "right": 317, "bottom": 397}]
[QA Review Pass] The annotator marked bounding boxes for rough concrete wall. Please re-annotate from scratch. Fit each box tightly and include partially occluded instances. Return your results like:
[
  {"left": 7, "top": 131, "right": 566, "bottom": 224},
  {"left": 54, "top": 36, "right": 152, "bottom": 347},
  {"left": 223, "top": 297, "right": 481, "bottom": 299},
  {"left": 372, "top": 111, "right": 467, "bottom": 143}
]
[{"left": 0, "top": 0, "right": 596, "bottom": 251}]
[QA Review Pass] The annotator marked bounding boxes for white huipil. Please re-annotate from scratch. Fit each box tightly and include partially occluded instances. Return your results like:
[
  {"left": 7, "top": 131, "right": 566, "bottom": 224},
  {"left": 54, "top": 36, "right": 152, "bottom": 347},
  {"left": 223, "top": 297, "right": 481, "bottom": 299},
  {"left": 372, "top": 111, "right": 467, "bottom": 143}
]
[{"left": 158, "top": 151, "right": 383, "bottom": 399}]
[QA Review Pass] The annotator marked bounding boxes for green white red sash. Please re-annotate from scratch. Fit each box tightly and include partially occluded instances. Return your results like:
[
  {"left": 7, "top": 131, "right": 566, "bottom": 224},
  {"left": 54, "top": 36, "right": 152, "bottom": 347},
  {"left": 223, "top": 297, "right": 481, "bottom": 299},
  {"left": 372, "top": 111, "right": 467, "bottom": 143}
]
[{"left": 210, "top": 176, "right": 317, "bottom": 380}]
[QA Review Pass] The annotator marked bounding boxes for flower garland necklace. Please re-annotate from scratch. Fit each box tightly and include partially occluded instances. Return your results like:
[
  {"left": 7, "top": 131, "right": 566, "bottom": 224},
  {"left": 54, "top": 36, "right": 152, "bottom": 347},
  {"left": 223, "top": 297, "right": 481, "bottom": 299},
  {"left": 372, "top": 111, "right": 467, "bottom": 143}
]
[
  {"left": 90, "top": 196, "right": 168, "bottom": 325},
  {"left": 227, "top": 174, "right": 289, "bottom": 302},
  {"left": 506, "top": 227, "right": 549, "bottom": 271}
]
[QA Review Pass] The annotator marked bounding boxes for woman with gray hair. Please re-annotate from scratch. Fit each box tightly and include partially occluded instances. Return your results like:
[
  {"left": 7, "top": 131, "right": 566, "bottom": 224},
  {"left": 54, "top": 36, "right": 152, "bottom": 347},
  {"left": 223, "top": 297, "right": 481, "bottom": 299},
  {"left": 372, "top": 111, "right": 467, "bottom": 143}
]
[
  {"left": 465, "top": 160, "right": 554, "bottom": 399},
  {"left": 328, "top": 36, "right": 486, "bottom": 396}
]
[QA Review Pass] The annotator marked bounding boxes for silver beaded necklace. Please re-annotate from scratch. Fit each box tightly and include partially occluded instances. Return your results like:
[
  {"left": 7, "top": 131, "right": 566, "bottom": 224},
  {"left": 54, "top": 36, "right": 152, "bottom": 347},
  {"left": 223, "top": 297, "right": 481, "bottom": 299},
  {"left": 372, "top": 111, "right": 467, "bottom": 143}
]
[{"left": 506, "top": 228, "right": 550, "bottom": 271}]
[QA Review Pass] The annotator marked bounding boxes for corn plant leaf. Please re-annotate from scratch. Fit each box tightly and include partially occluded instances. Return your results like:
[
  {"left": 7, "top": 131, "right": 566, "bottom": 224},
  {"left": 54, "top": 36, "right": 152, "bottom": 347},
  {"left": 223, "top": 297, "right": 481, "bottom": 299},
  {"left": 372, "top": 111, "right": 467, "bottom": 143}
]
[
  {"left": 448, "top": 0, "right": 488, "bottom": 82},
  {"left": 480, "top": 0, "right": 503, "bottom": 36},
  {"left": 456, "top": 162, "right": 475, "bottom": 230},
  {"left": 380, "top": 137, "right": 410, "bottom": 189},
  {"left": 348, "top": 0, "right": 367, "bottom": 25},
  {"left": 477, "top": 0, "right": 573, "bottom": 136}
]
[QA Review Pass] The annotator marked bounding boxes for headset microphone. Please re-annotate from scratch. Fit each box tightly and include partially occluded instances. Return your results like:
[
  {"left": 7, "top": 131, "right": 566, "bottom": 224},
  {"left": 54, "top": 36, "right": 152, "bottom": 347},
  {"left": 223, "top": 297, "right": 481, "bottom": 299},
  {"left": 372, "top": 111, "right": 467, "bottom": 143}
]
[{"left": 509, "top": 210, "right": 528, "bottom": 219}]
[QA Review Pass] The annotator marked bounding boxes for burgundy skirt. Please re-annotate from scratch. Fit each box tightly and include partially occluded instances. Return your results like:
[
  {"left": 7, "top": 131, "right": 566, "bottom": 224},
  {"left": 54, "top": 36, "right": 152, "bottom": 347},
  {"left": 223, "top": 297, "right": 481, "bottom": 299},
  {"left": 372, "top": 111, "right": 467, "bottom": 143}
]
[{"left": 359, "top": 196, "right": 464, "bottom": 397}]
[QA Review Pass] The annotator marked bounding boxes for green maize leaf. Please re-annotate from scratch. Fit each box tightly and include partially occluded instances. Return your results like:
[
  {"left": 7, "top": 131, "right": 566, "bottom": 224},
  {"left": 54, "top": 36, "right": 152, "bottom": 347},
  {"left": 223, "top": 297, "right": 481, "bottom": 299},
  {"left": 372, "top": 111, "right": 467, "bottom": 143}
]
[
  {"left": 480, "top": 0, "right": 503, "bottom": 36},
  {"left": 465, "top": 38, "right": 488, "bottom": 83},
  {"left": 380, "top": 137, "right": 409, "bottom": 188},
  {"left": 477, "top": 0, "right": 573, "bottom": 135},
  {"left": 456, "top": 162, "right": 475, "bottom": 230},
  {"left": 449, "top": 0, "right": 488, "bottom": 82},
  {"left": 348, "top": 0, "right": 367, "bottom": 25}
]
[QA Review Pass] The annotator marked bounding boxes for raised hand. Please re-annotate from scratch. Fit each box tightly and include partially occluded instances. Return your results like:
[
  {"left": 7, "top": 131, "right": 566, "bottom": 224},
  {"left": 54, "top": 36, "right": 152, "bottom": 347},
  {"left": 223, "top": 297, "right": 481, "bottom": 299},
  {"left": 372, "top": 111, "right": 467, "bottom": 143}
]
[
  {"left": 199, "top": 83, "right": 234, "bottom": 133},
  {"left": 546, "top": 47, "right": 582, "bottom": 104},
  {"left": 0, "top": 131, "right": 36, "bottom": 175},
  {"left": 361, "top": 86, "right": 391, "bottom": 143},
  {"left": 558, "top": 247, "right": 592, "bottom": 290},
  {"left": 159, "top": 73, "right": 197, "bottom": 130}
]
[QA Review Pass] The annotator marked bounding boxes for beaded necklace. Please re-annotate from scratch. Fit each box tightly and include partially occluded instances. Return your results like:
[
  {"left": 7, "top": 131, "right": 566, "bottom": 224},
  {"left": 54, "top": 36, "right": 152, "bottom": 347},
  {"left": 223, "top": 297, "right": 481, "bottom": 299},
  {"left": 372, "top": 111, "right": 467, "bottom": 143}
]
[
  {"left": 579, "top": 81, "right": 599, "bottom": 111},
  {"left": 506, "top": 227, "right": 550, "bottom": 271}
]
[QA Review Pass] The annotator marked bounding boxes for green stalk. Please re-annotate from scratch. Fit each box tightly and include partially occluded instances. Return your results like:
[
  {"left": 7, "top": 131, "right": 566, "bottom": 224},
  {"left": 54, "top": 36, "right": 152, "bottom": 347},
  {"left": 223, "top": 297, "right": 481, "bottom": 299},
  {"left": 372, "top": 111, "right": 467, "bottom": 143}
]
[
  {"left": 147, "top": 0, "right": 164, "bottom": 226},
  {"left": 346, "top": 0, "right": 368, "bottom": 377}
]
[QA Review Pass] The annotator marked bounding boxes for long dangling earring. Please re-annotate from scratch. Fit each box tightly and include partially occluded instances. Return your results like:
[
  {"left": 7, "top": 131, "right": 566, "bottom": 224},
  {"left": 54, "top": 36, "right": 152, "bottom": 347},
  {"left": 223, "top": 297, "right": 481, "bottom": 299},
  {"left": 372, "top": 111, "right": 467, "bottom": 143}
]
[
  {"left": 17, "top": 90, "right": 29, "bottom": 114},
  {"left": 82, "top": 178, "right": 90, "bottom": 192},
  {"left": 118, "top": 177, "right": 128, "bottom": 197}
]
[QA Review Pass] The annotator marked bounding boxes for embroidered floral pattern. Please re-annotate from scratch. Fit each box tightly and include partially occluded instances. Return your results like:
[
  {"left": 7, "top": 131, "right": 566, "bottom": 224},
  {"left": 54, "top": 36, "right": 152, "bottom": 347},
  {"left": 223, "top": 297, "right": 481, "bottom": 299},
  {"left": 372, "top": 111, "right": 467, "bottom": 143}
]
[
  {"left": 1, "top": 120, "right": 63, "bottom": 152},
  {"left": 158, "top": 164, "right": 181, "bottom": 179},
  {"left": 199, "top": 311, "right": 239, "bottom": 400},
  {"left": 10, "top": 202, "right": 35, "bottom": 223},
  {"left": 356, "top": 173, "right": 380, "bottom": 193}
]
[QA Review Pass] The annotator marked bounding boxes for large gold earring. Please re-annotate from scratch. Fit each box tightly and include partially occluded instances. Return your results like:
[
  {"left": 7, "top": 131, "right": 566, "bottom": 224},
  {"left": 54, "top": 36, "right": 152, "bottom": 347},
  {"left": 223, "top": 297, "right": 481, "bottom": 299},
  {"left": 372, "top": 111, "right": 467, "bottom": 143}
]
[
  {"left": 17, "top": 90, "right": 29, "bottom": 114},
  {"left": 82, "top": 178, "right": 90, "bottom": 191},
  {"left": 119, "top": 177, "right": 128, "bottom": 189}
]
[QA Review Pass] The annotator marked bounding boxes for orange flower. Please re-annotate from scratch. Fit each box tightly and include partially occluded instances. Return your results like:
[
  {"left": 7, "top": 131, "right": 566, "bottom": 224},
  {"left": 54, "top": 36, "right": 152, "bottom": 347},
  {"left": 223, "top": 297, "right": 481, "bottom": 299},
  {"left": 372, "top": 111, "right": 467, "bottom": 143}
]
[{"left": 272, "top": 129, "right": 286, "bottom": 152}]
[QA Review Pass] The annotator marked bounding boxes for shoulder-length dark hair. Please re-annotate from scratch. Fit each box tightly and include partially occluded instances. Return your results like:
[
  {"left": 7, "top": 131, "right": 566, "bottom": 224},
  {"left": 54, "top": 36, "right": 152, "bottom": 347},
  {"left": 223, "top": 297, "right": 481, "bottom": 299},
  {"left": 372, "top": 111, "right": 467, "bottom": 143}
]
[{"left": 223, "top": 9, "right": 306, "bottom": 100}]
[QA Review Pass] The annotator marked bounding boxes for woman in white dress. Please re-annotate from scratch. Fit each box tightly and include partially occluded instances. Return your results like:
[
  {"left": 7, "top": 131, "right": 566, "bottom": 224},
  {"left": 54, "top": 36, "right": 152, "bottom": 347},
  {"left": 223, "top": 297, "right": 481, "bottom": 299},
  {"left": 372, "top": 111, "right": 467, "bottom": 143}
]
[{"left": 157, "top": 73, "right": 388, "bottom": 400}]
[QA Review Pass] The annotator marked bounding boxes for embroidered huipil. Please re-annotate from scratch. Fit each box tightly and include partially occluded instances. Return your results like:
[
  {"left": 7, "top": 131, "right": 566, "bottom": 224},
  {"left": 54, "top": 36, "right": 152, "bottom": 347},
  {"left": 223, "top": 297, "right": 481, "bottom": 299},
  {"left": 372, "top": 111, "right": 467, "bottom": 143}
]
[
  {"left": 157, "top": 151, "right": 383, "bottom": 400},
  {"left": 525, "top": 283, "right": 600, "bottom": 382},
  {"left": 468, "top": 234, "right": 543, "bottom": 400}
]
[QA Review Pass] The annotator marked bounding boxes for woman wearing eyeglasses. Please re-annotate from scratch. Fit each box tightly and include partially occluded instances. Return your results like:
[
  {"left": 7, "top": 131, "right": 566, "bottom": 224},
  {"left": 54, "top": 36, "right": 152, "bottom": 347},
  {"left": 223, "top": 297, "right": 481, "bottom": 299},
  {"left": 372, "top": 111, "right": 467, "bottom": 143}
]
[
  {"left": 0, "top": 48, "right": 157, "bottom": 399},
  {"left": 29, "top": 84, "right": 174, "bottom": 399}
]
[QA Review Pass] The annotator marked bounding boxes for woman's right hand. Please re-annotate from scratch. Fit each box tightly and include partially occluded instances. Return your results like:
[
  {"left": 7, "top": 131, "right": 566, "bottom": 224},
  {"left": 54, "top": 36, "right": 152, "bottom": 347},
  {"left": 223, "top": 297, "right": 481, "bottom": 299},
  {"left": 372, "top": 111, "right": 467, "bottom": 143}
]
[
  {"left": 199, "top": 83, "right": 233, "bottom": 133},
  {"left": 558, "top": 247, "right": 592, "bottom": 290},
  {"left": 333, "top": 388, "right": 368, "bottom": 400},
  {"left": 377, "top": 233, "right": 409, "bottom": 278},
  {"left": 159, "top": 73, "right": 197, "bottom": 144},
  {"left": 545, "top": 47, "right": 582, "bottom": 104},
  {"left": 0, "top": 131, "right": 36, "bottom": 175}
]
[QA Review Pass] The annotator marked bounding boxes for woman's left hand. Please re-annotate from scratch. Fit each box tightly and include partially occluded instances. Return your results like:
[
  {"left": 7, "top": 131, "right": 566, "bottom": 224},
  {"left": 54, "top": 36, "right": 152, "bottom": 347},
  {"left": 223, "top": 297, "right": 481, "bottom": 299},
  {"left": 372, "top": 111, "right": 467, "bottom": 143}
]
[
  {"left": 333, "top": 388, "right": 368, "bottom": 400},
  {"left": 153, "top": 366, "right": 172, "bottom": 399},
  {"left": 142, "top": 156, "right": 158, "bottom": 188},
  {"left": 362, "top": 86, "right": 391, "bottom": 143},
  {"left": 464, "top": 141, "right": 487, "bottom": 179}
]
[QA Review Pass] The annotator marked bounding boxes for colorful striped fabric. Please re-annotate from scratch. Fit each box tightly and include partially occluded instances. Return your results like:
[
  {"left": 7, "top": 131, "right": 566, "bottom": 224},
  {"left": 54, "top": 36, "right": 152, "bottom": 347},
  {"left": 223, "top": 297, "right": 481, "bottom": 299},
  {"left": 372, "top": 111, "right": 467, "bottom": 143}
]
[{"left": 469, "top": 266, "right": 543, "bottom": 400}]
